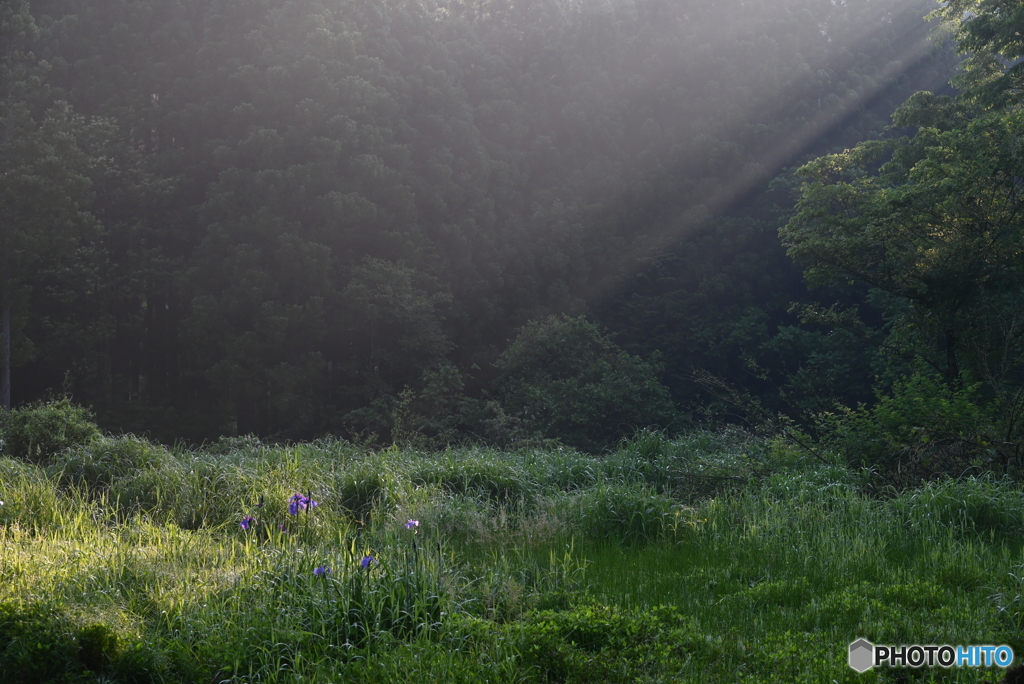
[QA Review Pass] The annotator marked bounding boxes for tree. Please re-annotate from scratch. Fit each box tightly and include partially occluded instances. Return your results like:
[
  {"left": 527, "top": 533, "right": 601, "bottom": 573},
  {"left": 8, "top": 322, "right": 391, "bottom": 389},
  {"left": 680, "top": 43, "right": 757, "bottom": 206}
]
[
  {"left": 929, "top": 0, "right": 1024, "bottom": 110},
  {"left": 491, "top": 315, "right": 676, "bottom": 452},
  {"left": 780, "top": 99, "right": 1024, "bottom": 388},
  {"left": 777, "top": 3, "right": 1024, "bottom": 476}
]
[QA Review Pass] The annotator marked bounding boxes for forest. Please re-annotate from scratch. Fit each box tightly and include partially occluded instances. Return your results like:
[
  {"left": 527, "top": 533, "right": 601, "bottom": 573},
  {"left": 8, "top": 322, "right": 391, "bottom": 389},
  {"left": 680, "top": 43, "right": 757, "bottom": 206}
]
[{"left": 6, "top": 0, "right": 1004, "bottom": 460}]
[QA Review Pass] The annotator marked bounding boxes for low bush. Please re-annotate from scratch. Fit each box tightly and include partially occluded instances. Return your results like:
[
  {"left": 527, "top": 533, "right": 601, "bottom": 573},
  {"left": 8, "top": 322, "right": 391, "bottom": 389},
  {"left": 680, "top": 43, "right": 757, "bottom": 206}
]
[
  {"left": 0, "top": 457, "right": 68, "bottom": 531},
  {"left": 566, "top": 483, "right": 680, "bottom": 543},
  {"left": 0, "top": 602, "right": 83, "bottom": 684},
  {"left": 1, "top": 398, "right": 101, "bottom": 464},
  {"left": 815, "top": 372, "right": 1001, "bottom": 486},
  {"left": 50, "top": 435, "right": 175, "bottom": 491},
  {"left": 409, "top": 451, "right": 540, "bottom": 503},
  {"left": 891, "top": 475, "right": 1024, "bottom": 539},
  {"left": 0, "top": 602, "right": 178, "bottom": 684},
  {"left": 490, "top": 315, "right": 677, "bottom": 453}
]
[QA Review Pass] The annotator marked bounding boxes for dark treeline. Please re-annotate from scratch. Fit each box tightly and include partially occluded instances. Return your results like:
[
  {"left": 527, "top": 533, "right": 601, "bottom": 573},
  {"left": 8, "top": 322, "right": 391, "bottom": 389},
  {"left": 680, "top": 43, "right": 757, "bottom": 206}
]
[{"left": 2, "top": 0, "right": 960, "bottom": 448}]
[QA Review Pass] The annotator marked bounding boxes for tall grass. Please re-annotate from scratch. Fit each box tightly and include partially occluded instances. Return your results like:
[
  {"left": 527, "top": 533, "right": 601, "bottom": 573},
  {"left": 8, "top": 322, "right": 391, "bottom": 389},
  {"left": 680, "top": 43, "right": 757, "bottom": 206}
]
[{"left": 0, "top": 430, "right": 1021, "bottom": 682}]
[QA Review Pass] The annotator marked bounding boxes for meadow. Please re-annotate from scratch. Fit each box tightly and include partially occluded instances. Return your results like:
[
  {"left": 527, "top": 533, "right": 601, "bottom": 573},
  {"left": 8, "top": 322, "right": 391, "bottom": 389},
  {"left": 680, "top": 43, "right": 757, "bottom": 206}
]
[{"left": 1, "top": 428, "right": 1022, "bottom": 683}]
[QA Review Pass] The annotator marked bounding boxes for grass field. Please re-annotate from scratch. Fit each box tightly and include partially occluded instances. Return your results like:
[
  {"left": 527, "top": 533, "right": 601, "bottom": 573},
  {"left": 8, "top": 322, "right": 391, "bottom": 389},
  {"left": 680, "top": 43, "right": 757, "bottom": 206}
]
[{"left": 0, "top": 429, "right": 1021, "bottom": 682}]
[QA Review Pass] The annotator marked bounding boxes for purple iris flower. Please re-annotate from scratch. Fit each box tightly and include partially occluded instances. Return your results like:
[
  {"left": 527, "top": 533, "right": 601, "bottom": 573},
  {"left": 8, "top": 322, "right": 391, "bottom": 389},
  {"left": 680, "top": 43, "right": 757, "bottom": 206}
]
[
  {"left": 313, "top": 566, "right": 331, "bottom": 576},
  {"left": 240, "top": 516, "right": 256, "bottom": 530},
  {"left": 405, "top": 519, "right": 419, "bottom": 530},
  {"left": 288, "top": 493, "right": 319, "bottom": 516},
  {"left": 360, "top": 555, "right": 376, "bottom": 569}
]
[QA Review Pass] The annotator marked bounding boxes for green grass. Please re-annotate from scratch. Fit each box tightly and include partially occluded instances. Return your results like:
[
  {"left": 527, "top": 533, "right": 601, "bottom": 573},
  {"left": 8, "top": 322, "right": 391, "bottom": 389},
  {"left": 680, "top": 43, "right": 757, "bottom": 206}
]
[{"left": 0, "top": 430, "right": 1021, "bottom": 682}]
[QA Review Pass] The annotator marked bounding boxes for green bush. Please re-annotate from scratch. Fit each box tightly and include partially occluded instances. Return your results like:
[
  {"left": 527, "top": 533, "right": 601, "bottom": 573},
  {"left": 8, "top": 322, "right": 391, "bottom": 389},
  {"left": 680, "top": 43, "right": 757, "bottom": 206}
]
[
  {"left": 515, "top": 604, "right": 701, "bottom": 683},
  {"left": 76, "top": 623, "right": 119, "bottom": 674},
  {"left": 892, "top": 476, "right": 1024, "bottom": 539},
  {"left": 49, "top": 435, "right": 175, "bottom": 490},
  {"left": 0, "top": 603, "right": 171, "bottom": 684},
  {"left": 0, "top": 457, "right": 67, "bottom": 531},
  {"left": 409, "top": 452, "right": 540, "bottom": 503},
  {"left": 816, "top": 372, "right": 996, "bottom": 485},
  {"left": 110, "top": 453, "right": 253, "bottom": 529},
  {"left": 567, "top": 482, "right": 678, "bottom": 543},
  {"left": 0, "top": 603, "right": 85, "bottom": 684},
  {"left": 490, "top": 315, "right": 677, "bottom": 453},
  {"left": 2, "top": 398, "right": 101, "bottom": 464},
  {"left": 332, "top": 459, "right": 399, "bottom": 520}
]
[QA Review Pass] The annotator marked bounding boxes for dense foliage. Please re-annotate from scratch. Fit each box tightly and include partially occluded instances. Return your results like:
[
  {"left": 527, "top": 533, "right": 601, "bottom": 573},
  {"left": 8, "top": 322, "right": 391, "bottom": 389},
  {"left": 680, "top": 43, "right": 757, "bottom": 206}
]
[
  {"left": 0, "top": 0, "right": 963, "bottom": 449},
  {"left": 782, "top": 0, "right": 1024, "bottom": 481},
  {"left": 489, "top": 315, "right": 676, "bottom": 452}
]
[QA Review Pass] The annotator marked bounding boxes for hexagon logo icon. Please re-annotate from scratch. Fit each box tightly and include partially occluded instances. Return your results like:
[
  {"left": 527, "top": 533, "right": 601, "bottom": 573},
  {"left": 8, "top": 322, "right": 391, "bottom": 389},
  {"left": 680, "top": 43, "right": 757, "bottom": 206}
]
[{"left": 849, "top": 639, "right": 874, "bottom": 672}]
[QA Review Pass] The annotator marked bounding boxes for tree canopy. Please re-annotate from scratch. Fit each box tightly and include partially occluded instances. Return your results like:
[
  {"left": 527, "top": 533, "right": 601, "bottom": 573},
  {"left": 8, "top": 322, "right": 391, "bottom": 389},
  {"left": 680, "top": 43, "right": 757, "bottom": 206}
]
[
  {"left": 781, "top": 0, "right": 1024, "bottom": 476},
  {"left": 782, "top": 102, "right": 1024, "bottom": 385}
]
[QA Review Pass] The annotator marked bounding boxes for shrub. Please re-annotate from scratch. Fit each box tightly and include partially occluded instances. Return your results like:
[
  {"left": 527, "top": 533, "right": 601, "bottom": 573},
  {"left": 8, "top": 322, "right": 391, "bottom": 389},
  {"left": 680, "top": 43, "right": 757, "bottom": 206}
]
[
  {"left": 0, "top": 602, "right": 83, "bottom": 684},
  {"left": 0, "top": 457, "right": 66, "bottom": 531},
  {"left": 204, "top": 433, "right": 264, "bottom": 456},
  {"left": 816, "top": 372, "right": 996, "bottom": 486},
  {"left": 490, "top": 315, "right": 677, "bottom": 453},
  {"left": 2, "top": 398, "right": 101, "bottom": 464},
  {"left": 332, "top": 460, "right": 399, "bottom": 520},
  {"left": 110, "top": 453, "right": 255, "bottom": 529},
  {"left": 409, "top": 452, "right": 540, "bottom": 503},
  {"left": 515, "top": 604, "right": 701, "bottom": 683},
  {"left": 567, "top": 482, "right": 678, "bottom": 543},
  {"left": 49, "top": 435, "right": 175, "bottom": 490},
  {"left": 76, "top": 623, "right": 119, "bottom": 674},
  {"left": 0, "top": 603, "right": 172, "bottom": 684},
  {"left": 892, "top": 476, "right": 1024, "bottom": 539}
]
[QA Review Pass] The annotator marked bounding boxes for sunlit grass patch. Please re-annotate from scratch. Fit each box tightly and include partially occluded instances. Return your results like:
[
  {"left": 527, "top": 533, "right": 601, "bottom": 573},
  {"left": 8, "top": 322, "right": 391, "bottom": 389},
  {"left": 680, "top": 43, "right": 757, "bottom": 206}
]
[{"left": 0, "top": 432, "right": 1022, "bottom": 682}]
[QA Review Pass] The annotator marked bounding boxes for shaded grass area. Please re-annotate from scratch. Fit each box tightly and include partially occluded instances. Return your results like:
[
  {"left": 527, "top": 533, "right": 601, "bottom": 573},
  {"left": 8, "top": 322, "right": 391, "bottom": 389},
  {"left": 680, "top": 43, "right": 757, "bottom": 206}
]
[{"left": 0, "top": 430, "right": 1022, "bottom": 682}]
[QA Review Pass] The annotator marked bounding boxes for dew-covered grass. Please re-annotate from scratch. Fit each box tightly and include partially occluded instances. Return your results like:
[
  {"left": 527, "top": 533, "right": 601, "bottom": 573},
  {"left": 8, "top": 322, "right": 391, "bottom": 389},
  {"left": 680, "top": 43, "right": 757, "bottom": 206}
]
[{"left": 0, "top": 429, "right": 1021, "bottom": 682}]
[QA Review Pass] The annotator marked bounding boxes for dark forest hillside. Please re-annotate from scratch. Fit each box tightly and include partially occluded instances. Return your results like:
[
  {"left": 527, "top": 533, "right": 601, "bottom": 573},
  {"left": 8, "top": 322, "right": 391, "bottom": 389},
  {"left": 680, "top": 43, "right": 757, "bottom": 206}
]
[{"left": 2, "top": 0, "right": 961, "bottom": 447}]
